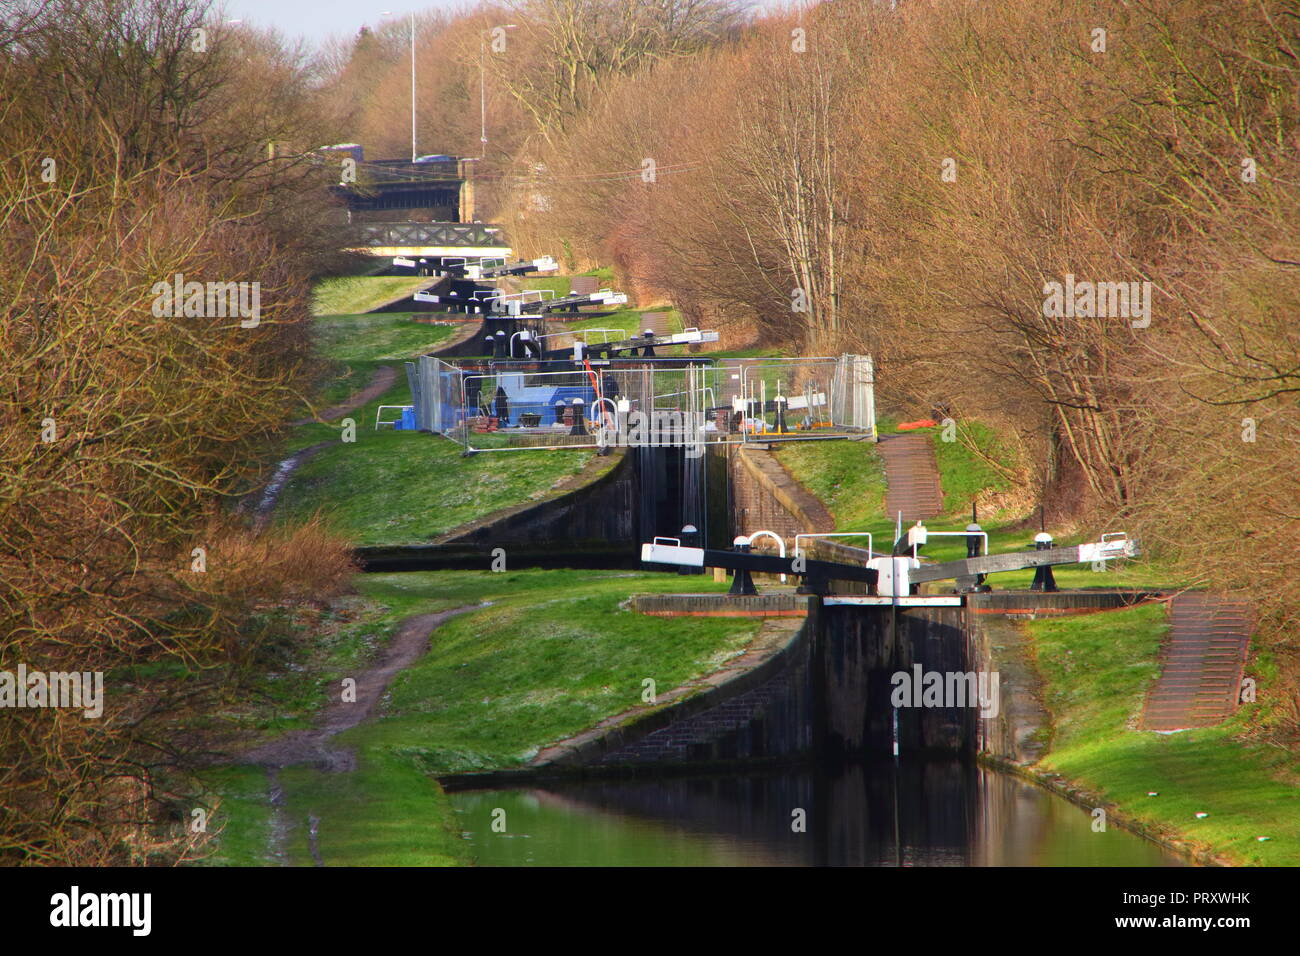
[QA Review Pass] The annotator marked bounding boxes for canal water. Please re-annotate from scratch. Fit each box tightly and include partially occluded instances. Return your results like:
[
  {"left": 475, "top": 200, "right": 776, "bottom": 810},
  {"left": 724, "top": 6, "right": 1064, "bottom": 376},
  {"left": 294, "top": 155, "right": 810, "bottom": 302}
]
[{"left": 449, "top": 759, "right": 1183, "bottom": 866}]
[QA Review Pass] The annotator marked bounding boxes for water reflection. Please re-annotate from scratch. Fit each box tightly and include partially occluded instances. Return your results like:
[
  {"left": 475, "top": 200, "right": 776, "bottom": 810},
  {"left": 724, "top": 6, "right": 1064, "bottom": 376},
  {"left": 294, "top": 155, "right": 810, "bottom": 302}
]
[{"left": 450, "top": 759, "right": 1183, "bottom": 867}]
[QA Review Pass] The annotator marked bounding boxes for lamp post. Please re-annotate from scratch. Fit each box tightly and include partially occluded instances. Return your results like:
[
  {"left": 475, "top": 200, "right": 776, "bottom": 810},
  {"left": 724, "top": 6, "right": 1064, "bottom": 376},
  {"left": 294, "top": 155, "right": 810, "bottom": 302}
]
[
  {"left": 478, "top": 24, "right": 517, "bottom": 161},
  {"left": 380, "top": 11, "right": 418, "bottom": 162}
]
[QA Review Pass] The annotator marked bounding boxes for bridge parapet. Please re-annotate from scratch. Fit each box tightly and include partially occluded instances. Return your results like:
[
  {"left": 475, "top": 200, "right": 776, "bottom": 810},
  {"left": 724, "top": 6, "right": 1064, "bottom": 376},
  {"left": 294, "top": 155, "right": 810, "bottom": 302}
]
[{"left": 352, "top": 221, "right": 507, "bottom": 250}]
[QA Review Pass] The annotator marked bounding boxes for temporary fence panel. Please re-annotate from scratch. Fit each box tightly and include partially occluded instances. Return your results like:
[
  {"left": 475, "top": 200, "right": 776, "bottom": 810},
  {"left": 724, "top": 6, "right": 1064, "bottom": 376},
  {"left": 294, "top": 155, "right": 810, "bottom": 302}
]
[
  {"left": 410, "top": 355, "right": 467, "bottom": 436},
  {"left": 736, "top": 357, "right": 842, "bottom": 441},
  {"left": 407, "top": 353, "right": 875, "bottom": 451},
  {"left": 830, "top": 353, "right": 876, "bottom": 436}
]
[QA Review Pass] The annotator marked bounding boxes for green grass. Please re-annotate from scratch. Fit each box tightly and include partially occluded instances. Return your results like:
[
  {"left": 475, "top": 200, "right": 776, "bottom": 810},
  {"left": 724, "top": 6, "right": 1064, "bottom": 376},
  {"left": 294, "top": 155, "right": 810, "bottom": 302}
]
[
  {"left": 1029, "top": 604, "right": 1300, "bottom": 865},
  {"left": 272, "top": 429, "right": 597, "bottom": 545},
  {"left": 295, "top": 314, "right": 458, "bottom": 436},
  {"left": 517, "top": 276, "right": 571, "bottom": 298},
  {"left": 276, "top": 751, "right": 470, "bottom": 866},
  {"left": 198, "top": 766, "right": 280, "bottom": 867},
  {"left": 207, "top": 568, "right": 758, "bottom": 865},
  {"left": 774, "top": 439, "right": 886, "bottom": 532},
  {"left": 928, "top": 420, "right": 1014, "bottom": 514},
  {"left": 313, "top": 276, "right": 435, "bottom": 316},
  {"left": 707, "top": 346, "right": 794, "bottom": 359},
  {"left": 567, "top": 306, "right": 683, "bottom": 339},
  {"left": 314, "top": 313, "right": 458, "bottom": 365}
]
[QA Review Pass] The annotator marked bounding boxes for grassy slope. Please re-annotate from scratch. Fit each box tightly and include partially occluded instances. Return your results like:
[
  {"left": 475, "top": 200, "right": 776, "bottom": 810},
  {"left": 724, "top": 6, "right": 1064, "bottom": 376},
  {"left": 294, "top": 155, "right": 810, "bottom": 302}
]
[
  {"left": 1028, "top": 604, "right": 1299, "bottom": 865},
  {"left": 200, "top": 766, "right": 280, "bottom": 866},
  {"left": 775, "top": 438, "right": 887, "bottom": 533},
  {"left": 208, "top": 569, "right": 757, "bottom": 866},
  {"left": 295, "top": 313, "right": 457, "bottom": 432},
  {"left": 271, "top": 429, "right": 595, "bottom": 545},
  {"left": 567, "top": 306, "right": 684, "bottom": 338},
  {"left": 313, "top": 276, "right": 434, "bottom": 316},
  {"left": 350, "top": 571, "right": 757, "bottom": 772}
]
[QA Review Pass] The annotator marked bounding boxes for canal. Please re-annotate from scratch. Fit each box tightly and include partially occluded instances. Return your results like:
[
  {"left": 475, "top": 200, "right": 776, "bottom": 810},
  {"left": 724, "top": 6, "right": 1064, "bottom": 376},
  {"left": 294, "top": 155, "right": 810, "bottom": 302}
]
[{"left": 449, "top": 758, "right": 1183, "bottom": 866}]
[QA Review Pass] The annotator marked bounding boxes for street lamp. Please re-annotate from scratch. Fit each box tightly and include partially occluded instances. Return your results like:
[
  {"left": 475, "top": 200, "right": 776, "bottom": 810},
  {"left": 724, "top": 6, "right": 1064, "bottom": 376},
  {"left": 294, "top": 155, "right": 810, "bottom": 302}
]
[
  {"left": 478, "top": 24, "right": 517, "bottom": 161},
  {"left": 380, "top": 10, "right": 418, "bottom": 162}
]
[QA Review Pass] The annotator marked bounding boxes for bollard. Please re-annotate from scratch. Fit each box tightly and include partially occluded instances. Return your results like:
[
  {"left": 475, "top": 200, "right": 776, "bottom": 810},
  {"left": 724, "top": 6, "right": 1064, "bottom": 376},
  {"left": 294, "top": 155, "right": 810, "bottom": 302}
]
[
  {"left": 966, "top": 505, "right": 987, "bottom": 589},
  {"left": 569, "top": 398, "right": 586, "bottom": 436},
  {"left": 1030, "top": 531, "right": 1058, "bottom": 592},
  {"left": 554, "top": 400, "right": 566, "bottom": 427},
  {"left": 773, "top": 394, "right": 789, "bottom": 434},
  {"left": 679, "top": 524, "right": 703, "bottom": 575},
  {"left": 641, "top": 330, "right": 656, "bottom": 358},
  {"left": 728, "top": 535, "right": 758, "bottom": 596}
]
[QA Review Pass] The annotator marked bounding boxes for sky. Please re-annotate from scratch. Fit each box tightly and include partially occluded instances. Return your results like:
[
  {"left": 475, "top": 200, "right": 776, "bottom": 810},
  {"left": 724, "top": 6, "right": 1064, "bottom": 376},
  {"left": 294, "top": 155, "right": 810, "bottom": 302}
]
[
  {"left": 218, "top": 0, "right": 456, "bottom": 49},
  {"left": 217, "top": 0, "right": 776, "bottom": 50}
]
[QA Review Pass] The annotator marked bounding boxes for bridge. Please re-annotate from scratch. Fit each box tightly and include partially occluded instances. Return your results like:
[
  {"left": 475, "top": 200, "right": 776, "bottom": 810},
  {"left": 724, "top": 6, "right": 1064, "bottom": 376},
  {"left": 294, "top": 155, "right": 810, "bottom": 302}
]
[
  {"left": 347, "top": 221, "right": 512, "bottom": 259},
  {"left": 326, "top": 154, "right": 512, "bottom": 259}
]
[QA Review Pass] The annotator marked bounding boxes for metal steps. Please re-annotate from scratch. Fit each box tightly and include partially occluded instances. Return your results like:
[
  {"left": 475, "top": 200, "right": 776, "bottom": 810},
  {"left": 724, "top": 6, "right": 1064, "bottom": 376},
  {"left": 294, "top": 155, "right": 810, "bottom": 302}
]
[{"left": 1141, "top": 593, "right": 1252, "bottom": 731}]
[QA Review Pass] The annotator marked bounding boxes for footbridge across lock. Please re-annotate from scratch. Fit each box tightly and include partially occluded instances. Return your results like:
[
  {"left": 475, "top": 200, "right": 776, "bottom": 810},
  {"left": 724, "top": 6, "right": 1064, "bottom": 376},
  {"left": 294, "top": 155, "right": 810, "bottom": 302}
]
[{"left": 640, "top": 527, "right": 1139, "bottom": 604}]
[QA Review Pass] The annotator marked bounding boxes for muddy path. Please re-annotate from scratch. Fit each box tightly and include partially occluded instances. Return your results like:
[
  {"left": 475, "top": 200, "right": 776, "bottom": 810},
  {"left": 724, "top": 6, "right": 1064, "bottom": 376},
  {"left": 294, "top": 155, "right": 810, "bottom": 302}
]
[
  {"left": 250, "top": 441, "right": 330, "bottom": 532},
  {"left": 290, "top": 364, "right": 398, "bottom": 427},
  {"left": 242, "top": 605, "right": 482, "bottom": 772},
  {"left": 249, "top": 363, "right": 397, "bottom": 530}
]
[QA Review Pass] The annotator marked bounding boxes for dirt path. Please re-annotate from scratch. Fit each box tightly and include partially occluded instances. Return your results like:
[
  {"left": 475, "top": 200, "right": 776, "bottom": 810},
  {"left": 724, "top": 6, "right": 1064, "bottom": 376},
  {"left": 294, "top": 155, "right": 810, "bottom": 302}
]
[
  {"left": 242, "top": 605, "right": 482, "bottom": 772},
  {"left": 290, "top": 365, "right": 398, "bottom": 426}
]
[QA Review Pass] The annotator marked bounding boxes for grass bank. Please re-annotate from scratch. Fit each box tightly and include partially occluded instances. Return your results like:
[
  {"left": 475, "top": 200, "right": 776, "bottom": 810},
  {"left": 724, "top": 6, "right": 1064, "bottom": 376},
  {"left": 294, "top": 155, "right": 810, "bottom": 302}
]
[
  {"left": 313, "top": 275, "right": 434, "bottom": 316},
  {"left": 271, "top": 429, "right": 596, "bottom": 545},
  {"left": 1027, "top": 603, "right": 1298, "bottom": 865},
  {"left": 205, "top": 568, "right": 758, "bottom": 865}
]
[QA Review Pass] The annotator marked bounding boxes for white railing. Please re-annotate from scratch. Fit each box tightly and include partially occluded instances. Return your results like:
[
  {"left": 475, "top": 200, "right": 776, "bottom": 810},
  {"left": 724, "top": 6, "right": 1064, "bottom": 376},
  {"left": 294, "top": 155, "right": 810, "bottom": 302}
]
[{"left": 375, "top": 404, "right": 413, "bottom": 429}]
